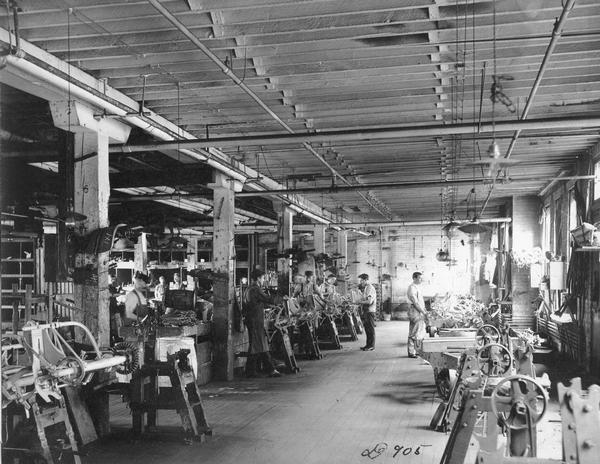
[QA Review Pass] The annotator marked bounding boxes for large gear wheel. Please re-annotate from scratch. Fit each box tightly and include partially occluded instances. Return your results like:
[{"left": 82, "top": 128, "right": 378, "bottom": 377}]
[
  {"left": 476, "top": 324, "right": 501, "bottom": 347},
  {"left": 112, "top": 342, "right": 139, "bottom": 375},
  {"left": 477, "top": 343, "right": 513, "bottom": 377},
  {"left": 490, "top": 375, "right": 548, "bottom": 430}
]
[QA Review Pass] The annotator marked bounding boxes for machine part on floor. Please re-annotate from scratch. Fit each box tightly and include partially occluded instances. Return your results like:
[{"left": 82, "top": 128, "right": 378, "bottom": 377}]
[
  {"left": 476, "top": 377, "right": 600, "bottom": 464},
  {"left": 2, "top": 321, "right": 128, "bottom": 409},
  {"left": 430, "top": 350, "right": 482, "bottom": 432},
  {"left": 352, "top": 310, "right": 365, "bottom": 335},
  {"left": 434, "top": 367, "right": 457, "bottom": 402},
  {"left": 294, "top": 319, "right": 322, "bottom": 359},
  {"left": 490, "top": 375, "right": 548, "bottom": 430},
  {"left": 1, "top": 321, "right": 130, "bottom": 464},
  {"left": 439, "top": 374, "right": 545, "bottom": 464},
  {"left": 267, "top": 304, "right": 300, "bottom": 373},
  {"left": 558, "top": 377, "right": 600, "bottom": 464},
  {"left": 476, "top": 325, "right": 501, "bottom": 347},
  {"left": 418, "top": 334, "right": 477, "bottom": 401},
  {"left": 477, "top": 343, "right": 514, "bottom": 377},
  {"left": 129, "top": 348, "right": 212, "bottom": 441},
  {"left": 317, "top": 314, "right": 342, "bottom": 349},
  {"left": 491, "top": 375, "right": 548, "bottom": 457},
  {"left": 337, "top": 309, "right": 358, "bottom": 341}
]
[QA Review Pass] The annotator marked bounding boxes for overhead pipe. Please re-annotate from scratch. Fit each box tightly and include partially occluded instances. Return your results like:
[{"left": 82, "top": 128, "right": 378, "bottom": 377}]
[
  {"left": 147, "top": 0, "right": 390, "bottom": 220},
  {"left": 111, "top": 116, "right": 600, "bottom": 153},
  {"left": 191, "top": 218, "right": 513, "bottom": 233},
  {"left": 236, "top": 175, "right": 595, "bottom": 197},
  {"left": 0, "top": 53, "right": 258, "bottom": 183},
  {"left": 480, "top": 0, "right": 578, "bottom": 215}
]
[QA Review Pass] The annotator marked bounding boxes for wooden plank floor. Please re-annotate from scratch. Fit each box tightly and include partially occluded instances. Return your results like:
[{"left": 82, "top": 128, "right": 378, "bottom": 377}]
[{"left": 82, "top": 321, "right": 562, "bottom": 464}]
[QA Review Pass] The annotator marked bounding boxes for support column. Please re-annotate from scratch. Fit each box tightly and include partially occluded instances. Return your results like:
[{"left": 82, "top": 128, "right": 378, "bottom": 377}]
[
  {"left": 511, "top": 196, "right": 541, "bottom": 327},
  {"left": 336, "top": 230, "right": 348, "bottom": 295},
  {"left": 210, "top": 172, "right": 243, "bottom": 381},
  {"left": 50, "top": 100, "right": 130, "bottom": 348},
  {"left": 274, "top": 201, "right": 294, "bottom": 295},
  {"left": 313, "top": 225, "right": 326, "bottom": 255}
]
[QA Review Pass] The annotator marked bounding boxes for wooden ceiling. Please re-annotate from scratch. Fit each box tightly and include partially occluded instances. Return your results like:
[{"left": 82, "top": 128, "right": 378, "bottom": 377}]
[{"left": 1, "top": 0, "right": 600, "bottom": 225}]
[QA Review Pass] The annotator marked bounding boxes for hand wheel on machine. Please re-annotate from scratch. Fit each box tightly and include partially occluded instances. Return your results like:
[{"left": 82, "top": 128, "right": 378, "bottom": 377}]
[
  {"left": 476, "top": 342, "right": 513, "bottom": 377},
  {"left": 490, "top": 375, "right": 548, "bottom": 430},
  {"left": 476, "top": 324, "right": 501, "bottom": 347}
]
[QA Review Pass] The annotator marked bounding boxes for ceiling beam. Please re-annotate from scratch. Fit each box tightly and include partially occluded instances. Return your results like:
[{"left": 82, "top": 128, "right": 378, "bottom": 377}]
[{"left": 109, "top": 165, "right": 213, "bottom": 189}]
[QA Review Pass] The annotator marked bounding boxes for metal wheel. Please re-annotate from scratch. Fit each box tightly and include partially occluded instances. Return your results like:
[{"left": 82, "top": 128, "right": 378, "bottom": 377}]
[
  {"left": 490, "top": 375, "right": 548, "bottom": 430},
  {"left": 476, "top": 324, "right": 500, "bottom": 347},
  {"left": 476, "top": 343, "right": 513, "bottom": 377}
]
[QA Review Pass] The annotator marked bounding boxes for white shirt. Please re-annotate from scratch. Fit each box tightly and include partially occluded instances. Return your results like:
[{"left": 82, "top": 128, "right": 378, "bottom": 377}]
[
  {"left": 362, "top": 283, "right": 377, "bottom": 313},
  {"left": 407, "top": 282, "right": 425, "bottom": 313}
]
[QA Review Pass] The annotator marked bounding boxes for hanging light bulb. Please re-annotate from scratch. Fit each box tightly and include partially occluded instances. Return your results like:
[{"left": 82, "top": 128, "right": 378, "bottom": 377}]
[{"left": 487, "top": 140, "right": 500, "bottom": 159}]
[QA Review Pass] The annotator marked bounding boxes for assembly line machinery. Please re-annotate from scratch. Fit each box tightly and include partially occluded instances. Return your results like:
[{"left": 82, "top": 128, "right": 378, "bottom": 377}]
[{"left": 2, "top": 321, "right": 131, "bottom": 464}]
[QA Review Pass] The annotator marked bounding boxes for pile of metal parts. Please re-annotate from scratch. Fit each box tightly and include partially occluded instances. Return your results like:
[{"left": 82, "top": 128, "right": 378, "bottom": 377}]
[{"left": 2, "top": 321, "right": 132, "bottom": 464}]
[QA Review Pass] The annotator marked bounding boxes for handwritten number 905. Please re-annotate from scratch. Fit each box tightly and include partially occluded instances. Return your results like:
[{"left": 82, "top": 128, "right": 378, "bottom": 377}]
[{"left": 393, "top": 445, "right": 420, "bottom": 457}]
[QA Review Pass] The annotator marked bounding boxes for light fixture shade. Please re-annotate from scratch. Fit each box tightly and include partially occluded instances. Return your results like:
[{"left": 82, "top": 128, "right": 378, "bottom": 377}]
[
  {"left": 458, "top": 222, "right": 490, "bottom": 234},
  {"left": 442, "top": 220, "right": 460, "bottom": 232}
]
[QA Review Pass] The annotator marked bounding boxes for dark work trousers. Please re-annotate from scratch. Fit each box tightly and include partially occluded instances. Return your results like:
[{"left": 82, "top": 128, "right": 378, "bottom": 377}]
[
  {"left": 362, "top": 311, "right": 376, "bottom": 348},
  {"left": 245, "top": 322, "right": 276, "bottom": 376}
]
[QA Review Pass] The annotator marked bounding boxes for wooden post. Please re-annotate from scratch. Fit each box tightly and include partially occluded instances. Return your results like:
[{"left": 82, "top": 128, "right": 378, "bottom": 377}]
[
  {"left": 210, "top": 172, "right": 242, "bottom": 381},
  {"left": 336, "top": 230, "right": 348, "bottom": 295},
  {"left": 314, "top": 225, "right": 326, "bottom": 255},
  {"left": 50, "top": 100, "right": 130, "bottom": 436},
  {"left": 11, "top": 284, "right": 19, "bottom": 333},
  {"left": 274, "top": 202, "right": 294, "bottom": 295},
  {"left": 134, "top": 232, "right": 148, "bottom": 274},
  {"left": 24, "top": 284, "right": 32, "bottom": 322},
  {"left": 50, "top": 100, "right": 130, "bottom": 347}
]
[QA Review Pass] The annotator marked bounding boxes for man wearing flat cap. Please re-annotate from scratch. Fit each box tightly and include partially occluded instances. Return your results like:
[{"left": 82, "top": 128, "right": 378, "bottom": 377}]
[
  {"left": 124, "top": 271, "right": 149, "bottom": 326},
  {"left": 358, "top": 273, "right": 377, "bottom": 351}
]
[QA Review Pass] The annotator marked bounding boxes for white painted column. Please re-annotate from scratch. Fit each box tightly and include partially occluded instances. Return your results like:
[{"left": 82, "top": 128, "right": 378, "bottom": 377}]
[
  {"left": 50, "top": 100, "right": 130, "bottom": 347},
  {"left": 274, "top": 201, "right": 295, "bottom": 295},
  {"left": 336, "top": 230, "right": 348, "bottom": 295},
  {"left": 313, "top": 224, "right": 326, "bottom": 255},
  {"left": 210, "top": 172, "right": 243, "bottom": 381}
]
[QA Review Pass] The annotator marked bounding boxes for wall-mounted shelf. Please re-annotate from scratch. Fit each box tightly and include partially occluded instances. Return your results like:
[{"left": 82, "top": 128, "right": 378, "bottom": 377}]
[{"left": 1, "top": 236, "right": 37, "bottom": 322}]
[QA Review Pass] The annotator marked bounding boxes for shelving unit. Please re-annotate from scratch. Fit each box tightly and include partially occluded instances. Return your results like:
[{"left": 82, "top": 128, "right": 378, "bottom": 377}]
[
  {"left": 148, "top": 248, "right": 188, "bottom": 266},
  {"left": 109, "top": 249, "right": 135, "bottom": 285},
  {"left": 196, "top": 239, "right": 212, "bottom": 267},
  {"left": 1, "top": 235, "right": 37, "bottom": 325}
]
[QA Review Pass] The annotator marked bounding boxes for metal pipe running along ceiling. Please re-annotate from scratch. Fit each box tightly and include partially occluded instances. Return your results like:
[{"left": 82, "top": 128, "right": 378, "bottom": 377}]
[
  {"left": 235, "top": 175, "right": 596, "bottom": 197},
  {"left": 110, "top": 116, "right": 600, "bottom": 153}
]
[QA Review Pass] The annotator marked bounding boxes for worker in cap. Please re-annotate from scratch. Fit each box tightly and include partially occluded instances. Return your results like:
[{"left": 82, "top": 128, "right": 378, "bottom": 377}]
[
  {"left": 124, "top": 271, "right": 149, "bottom": 326},
  {"left": 243, "top": 269, "right": 282, "bottom": 378}
]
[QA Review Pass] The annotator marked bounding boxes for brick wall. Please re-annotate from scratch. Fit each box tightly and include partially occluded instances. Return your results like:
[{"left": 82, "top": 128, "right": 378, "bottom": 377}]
[{"left": 346, "top": 226, "right": 479, "bottom": 304}]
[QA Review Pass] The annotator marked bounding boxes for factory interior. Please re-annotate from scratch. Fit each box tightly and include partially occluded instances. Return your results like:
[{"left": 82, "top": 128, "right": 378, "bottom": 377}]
[{"left": 1, "top": 1, "right": 600, "bottom": 463}]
